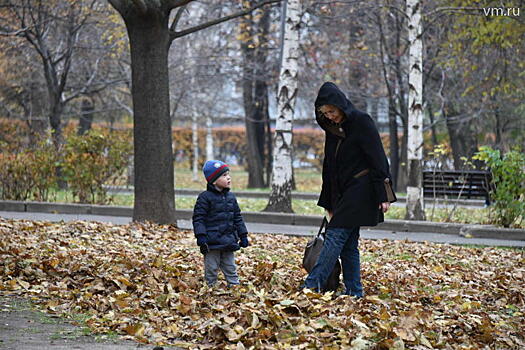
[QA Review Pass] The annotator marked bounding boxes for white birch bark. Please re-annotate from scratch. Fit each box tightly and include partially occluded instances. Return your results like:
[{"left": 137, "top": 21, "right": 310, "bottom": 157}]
[
  {"left": 206, "top": 114, "right": 214, "bottom": 160},
  {"left": 406, "top": 0, "right": 426, "bottom": 220},
  {"left": 192, "top": 113, "right": 199, "bottom": 181},
  {"left": 265, "top": 0, "right": 300, "bottom": 212}
]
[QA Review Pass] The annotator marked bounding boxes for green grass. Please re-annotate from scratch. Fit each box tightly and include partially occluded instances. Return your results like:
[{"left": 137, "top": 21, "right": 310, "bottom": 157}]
[
  {"left": 174, "top": 166, "right": 323, "bottom": 192},
  {"left": 393, "top": 252, "right": 415, "bottom": 261},
  {"left": 21, "top": 167, "right": 523, "bottom": 228},
  {"left": 42, "top": 187, "right": 503, "bottom": 226},
  {"left": 49, "top": 327, "right": 91, "bottom": 340},
  {"left": 94, "top": 330, "right": 120, "bottom": 342}
]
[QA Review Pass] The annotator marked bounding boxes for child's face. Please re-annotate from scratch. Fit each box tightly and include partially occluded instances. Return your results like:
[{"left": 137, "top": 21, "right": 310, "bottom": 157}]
[{"left": 214, "top": 171, "right": 231, "bottom": 189}]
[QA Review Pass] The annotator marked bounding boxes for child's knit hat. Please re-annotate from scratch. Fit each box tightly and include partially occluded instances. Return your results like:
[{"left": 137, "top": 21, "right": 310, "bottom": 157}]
[{"left": 202, "top": 160, "right": 229, "bottom": 183}]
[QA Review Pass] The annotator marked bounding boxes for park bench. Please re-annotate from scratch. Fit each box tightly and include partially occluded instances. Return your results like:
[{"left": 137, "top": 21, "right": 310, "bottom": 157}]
[{"left": 422, "top": 170, "right": 492, "bottom": 205}]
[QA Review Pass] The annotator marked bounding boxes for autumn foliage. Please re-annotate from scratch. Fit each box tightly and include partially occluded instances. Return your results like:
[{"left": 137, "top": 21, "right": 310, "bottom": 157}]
[
  {"left": 0, "top": 123, "right": 132, "bottom": 204},
  {"left": 172, "top": 126, "right": 327, "bottom": 170},
  {"left": 0, "top": 219, "right": 523, "bottom": 348}
]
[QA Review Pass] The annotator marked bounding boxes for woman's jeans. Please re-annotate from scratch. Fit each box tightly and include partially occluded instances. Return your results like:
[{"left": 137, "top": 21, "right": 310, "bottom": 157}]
[{"left": 304, "top": 226, "right": 363, "bottom": 297}]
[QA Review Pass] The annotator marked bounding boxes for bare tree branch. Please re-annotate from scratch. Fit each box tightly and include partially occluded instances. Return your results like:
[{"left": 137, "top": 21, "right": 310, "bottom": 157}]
[
  {"left": 0, "top": 26, "right": 32, "bottom": 36},
  {"left": 169, "top": 0, "right": 281, "bottom": 42},
  {"left": 169, "top": 4, "right": 187, "bottom": 32},
  {"left": 64, "top": 78, "right": 127, "bottom": 104}
]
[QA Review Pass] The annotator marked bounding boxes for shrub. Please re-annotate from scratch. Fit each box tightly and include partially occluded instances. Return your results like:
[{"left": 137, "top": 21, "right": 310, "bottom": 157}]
[
  {"left": 61, "top": 130, "right": 133, "bottom": 204},
  {"left": 0, "top": 137, "right": 58, "bottom": 201},
  {"left": 0, "top": 152, "right": 34, "bottom": 200},
  {"left": 473, "top": 146, "right": 525, "bottom": 227},
  {"left": 0, "top": 118, "right": 30, "bottom": 152}
]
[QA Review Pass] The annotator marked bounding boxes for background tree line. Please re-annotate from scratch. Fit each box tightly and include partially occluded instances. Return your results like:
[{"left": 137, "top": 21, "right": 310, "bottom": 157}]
[{"left": 0, "top": 0, "right": 523, "bottom": 223}]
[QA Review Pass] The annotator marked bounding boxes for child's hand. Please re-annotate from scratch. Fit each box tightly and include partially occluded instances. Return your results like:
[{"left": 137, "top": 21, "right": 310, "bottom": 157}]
[
  {"left": 196, "top": 235, "right": 208, "bottom": 255},
  {"left": 239, "top": 236, "right": 249, "bottom": 248}
]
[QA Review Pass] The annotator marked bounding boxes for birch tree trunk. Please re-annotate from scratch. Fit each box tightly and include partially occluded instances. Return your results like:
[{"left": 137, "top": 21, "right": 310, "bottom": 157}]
[
  {"left": 405, "top": 0, "right": 426, "bottom": 220},
  {"left": 192, "top": 113, "right": 199, "bottom": 181},
  {"left": 264, "top": 0, "right": 300, "bottom": 213},
  {"left": 206, "top": 115, "right": 214, "bottom": 160}
]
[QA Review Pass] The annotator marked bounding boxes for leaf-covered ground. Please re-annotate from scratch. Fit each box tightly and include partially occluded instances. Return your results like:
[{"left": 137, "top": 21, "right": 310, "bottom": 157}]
[{"left": 0, "top": 218, "right": 524, "bottom": 349}]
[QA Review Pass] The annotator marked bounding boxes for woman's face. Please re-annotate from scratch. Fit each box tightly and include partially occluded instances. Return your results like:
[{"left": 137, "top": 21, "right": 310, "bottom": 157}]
[{"left": 319, "top": 105, "right": 345, "bottom": 124}]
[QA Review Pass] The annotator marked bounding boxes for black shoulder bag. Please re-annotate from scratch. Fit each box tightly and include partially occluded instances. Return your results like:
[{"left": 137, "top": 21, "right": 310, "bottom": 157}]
[{"left": 302, "top": 217, "right": 341, "bottom": 292}]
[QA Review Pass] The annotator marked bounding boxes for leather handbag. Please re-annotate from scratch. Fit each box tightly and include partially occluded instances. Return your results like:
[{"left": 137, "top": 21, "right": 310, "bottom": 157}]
[{"left": 302, "top": 217, "right": 341, "bottom": 292}]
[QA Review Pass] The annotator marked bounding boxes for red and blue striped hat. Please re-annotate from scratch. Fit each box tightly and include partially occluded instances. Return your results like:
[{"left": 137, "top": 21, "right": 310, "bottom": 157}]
[{"left": 202, "top": 160, "right": 229, "bottom": 183}]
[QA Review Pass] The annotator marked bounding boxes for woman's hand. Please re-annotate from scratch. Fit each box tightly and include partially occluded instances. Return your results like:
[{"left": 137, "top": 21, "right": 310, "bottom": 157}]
[{"left": 379, "top": 202, "right": 390, "bottom": 213}]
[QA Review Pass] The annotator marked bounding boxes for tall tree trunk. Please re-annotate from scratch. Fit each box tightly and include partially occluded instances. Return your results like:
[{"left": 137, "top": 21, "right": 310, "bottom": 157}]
[
  {"left": 206, "top": 115, "right": 214, "bottom": 160},
  {"left": 78, "top": 97, "right": 94, "bottom": 136},
  {"left": 388, "top": 103, "right": 400, "bottom": 191},
  {"left": 108, "top": 0, "right": 280, "bottom": 224},
  {"left": 426, "top": 99, "right": 438, "bottom": 147},
  {"left": 265, "top": 0, "right": 299, "bottom": 213},
  {"left": 241, "top": 4, "right": 269, "bottom": 188},
  {"left": 48, "top": 95, "right": 64, "bottom": 149},
  {"left": 393, "top": 11, "right": 409, "bottom": 194},
  {"left": 27, "top": 80, "right": 48, "bottom": 145},
  {"left": 48, "top": 94, "right": 67, "bottom": 190},
  {"left": 444, "top": 102, "right": 478, "bottom": 169},
  {"left": 405, "top": 0, "right": 425, "bottom": 220},
  {"left": 126, "top": 12, "right": 175, "bottom": 224},
  {"left": 265, "top": 114, "right": 273, "bottom": 186},
  {"left": 192, "top": 113, "right": 199, "bottom": 181}
]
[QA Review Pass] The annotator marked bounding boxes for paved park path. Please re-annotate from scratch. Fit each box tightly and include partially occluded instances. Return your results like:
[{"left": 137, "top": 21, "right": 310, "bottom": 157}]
[
  {"left": 0, "top": 296, "right": 161, "bottom": 350},
  {"left": 1, "top": 211, "right": 524, "bottom": 248}
]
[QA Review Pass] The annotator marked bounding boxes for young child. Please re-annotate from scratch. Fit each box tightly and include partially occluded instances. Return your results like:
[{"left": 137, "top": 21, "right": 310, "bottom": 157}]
[{"left": 192, "top": 160, "right": 249, "bottom": 287}]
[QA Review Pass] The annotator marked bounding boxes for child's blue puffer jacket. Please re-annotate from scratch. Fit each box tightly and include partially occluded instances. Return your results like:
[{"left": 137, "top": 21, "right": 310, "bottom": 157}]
[{"left": 192, "top": 183, "right": 248, "bottom": 251}]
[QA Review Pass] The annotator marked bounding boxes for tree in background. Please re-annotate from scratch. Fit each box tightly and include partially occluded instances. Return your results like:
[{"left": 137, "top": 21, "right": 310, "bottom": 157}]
[
  {"left": 107, "top": 0, "right": 279, "bottom": 224},
  {"left": 239, "top": 1, "right": 276, "bottom": 188},
  {"left": 438, "top": 0, "right": 525, "bottom": 157},
  {"left": 265, "top": 0, "right": 300, "bottom": 213},
  {"left": 405, "top": 0, "right": 426, "bottom": 220},
  {"left": 0, "top": 0, "right": 123, "bottom": 148},
  {"left": 372, "top": 1, "right": 409, "bottom": 192}
]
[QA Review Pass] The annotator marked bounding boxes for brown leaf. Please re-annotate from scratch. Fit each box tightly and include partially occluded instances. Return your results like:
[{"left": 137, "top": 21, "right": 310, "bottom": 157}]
[{"left": 124, "top": 323, "right": 145, "bottom": 337}]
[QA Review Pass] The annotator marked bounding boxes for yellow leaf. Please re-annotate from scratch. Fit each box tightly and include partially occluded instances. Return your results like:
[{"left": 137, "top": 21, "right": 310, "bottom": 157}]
[
  {"left": 17, "top": 279, "right": 30, "bottom": 289},
  {"left": 48, "top": 258, "right": 60, "bottom": 268},
  {"left": 420, "top": 334, "right": 433, "bottom": 348},
  {"left": 251, "top": 313, "right": 259, "bottom": 329},
  {"left": 461, "top": 301, "right": 472, "bottom": 310},
  {"left": 117, "top": 276, "right": 133, "bottom": 287},
  {"left": 433, "top": 265, "right": 444, "bottom": 273},
  {"left": 394, "top": 327, "right": 416, "bottom": 341},
  {"left": 166, "top": 323, "right": 179, "bottom": 334},
  {"left": 224, "top": 316, "right": 236, "bottom": 324},
  {"left": 8, "top": 279, "right": 20, "bottom": 290},
  {"left": 114, "top": 299, "right": 129, "bottom": 309},
  {"left": 226, "top": 328, "right": 241, "bottom": 341}
]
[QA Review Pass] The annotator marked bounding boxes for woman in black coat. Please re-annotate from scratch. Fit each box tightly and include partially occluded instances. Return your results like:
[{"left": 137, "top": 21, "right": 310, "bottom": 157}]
[{"left": 304, "top": 82, "right": 396, "bottom": 297}]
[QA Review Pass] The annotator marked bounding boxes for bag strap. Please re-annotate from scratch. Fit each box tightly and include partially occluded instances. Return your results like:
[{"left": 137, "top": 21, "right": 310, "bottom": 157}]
[{"left": 317, "top": 217, "right": 328, "bottom": 238}]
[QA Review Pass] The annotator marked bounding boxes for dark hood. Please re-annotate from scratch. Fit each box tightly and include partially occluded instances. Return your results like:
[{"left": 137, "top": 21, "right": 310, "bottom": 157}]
[{"left": 314, "top": 82, "right": 356, "bottom": 136}]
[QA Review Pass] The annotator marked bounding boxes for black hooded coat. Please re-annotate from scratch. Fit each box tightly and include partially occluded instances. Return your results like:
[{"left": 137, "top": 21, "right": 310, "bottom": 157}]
[{"left": 315, "top": 82, "right": 396, "bottom": 228}]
